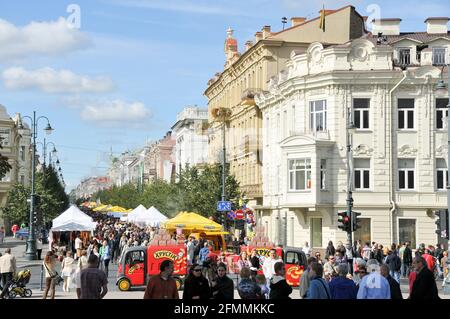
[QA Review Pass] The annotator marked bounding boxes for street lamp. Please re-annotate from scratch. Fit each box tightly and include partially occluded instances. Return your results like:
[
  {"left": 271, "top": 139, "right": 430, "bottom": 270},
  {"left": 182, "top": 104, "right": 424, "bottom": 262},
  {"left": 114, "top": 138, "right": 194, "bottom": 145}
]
[
  {"left": 435, "top": 65, "right": 450, "bottom": 292},
  {"left": 19, "top": 111, "right": 53, "bottom": 261},
  {"left": 346, "top": 109, "right": 357, "bottom": 249},
  {"left": 36, "top": 138, "right": 57, "bottom": 168}
]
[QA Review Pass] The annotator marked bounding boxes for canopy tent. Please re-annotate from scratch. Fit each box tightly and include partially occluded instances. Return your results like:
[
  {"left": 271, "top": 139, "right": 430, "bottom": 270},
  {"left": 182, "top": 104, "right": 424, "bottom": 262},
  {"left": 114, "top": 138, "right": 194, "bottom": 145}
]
[
  {"left": 132, "top": 206, "right": 168, "bottom": 227},
  {"left": 162, "top": 211, "right": 222, "bottom": 232},
  {"left": 126, "top": 204, "right": 148, "bottom": 223},
  {"left": 52, "top": 205, "right": 97, "bottom": 231}
]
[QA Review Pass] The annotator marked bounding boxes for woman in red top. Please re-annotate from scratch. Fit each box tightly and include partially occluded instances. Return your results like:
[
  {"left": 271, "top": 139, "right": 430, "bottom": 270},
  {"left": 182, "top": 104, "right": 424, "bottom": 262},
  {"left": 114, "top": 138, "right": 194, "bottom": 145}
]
[{"left": 11, "top": 224, "right": 19, "bottom": 238}]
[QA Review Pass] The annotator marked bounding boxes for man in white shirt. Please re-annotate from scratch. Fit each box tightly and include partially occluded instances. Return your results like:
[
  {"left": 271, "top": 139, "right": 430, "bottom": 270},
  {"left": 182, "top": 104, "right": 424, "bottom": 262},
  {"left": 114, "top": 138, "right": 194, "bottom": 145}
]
[
  {"left": 262, "top": 249, "right": 281, "bottom": 281},
  {"left": 75, "top": 234, "right": 83, "bottom": 259},
  {"left": 302, "top": 242, "right": 311, "bottom": 258}
]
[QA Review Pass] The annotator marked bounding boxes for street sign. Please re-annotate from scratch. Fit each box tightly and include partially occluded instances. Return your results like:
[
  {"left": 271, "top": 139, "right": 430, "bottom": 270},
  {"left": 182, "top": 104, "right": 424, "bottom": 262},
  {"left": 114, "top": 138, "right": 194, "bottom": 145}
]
[
  {"left": 235, "top": 210, "right": 244, "bottom": 220},
  {"left": 217, "top": 201, "right": 231, "bottom": 211}
]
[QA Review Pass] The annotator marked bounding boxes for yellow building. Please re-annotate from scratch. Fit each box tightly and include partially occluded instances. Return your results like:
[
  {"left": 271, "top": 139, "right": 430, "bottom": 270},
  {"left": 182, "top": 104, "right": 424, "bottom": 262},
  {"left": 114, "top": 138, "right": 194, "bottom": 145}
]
[{"left": 205, "top": 5, "right": 367, "bottom": 209}]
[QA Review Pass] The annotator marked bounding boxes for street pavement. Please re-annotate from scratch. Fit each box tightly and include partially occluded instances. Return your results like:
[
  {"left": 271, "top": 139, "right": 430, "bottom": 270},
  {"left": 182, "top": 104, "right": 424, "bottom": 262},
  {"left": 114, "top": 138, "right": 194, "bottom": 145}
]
[{"left": 2, "top": 236, "right": 449, "bottom": 299}]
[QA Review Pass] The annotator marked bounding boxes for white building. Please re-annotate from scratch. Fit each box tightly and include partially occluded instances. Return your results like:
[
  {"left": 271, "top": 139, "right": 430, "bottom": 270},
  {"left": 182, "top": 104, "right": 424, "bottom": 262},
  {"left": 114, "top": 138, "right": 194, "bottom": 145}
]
[
  {"left": 172, "top": 106, "right": 209, "bottom": 177},
  {"left": 255, "top": 17, "right": 450, "bottom": 249}
]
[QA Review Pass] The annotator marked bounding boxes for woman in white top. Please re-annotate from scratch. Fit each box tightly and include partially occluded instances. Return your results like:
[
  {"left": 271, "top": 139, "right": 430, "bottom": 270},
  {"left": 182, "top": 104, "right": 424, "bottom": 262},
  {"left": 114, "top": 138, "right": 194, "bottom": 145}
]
[
  {"left": 61, "top": 251, "right": 75, "bottom": 292},
  {"left": 42, "top": 251, "right": 58, "bottom": 299}
]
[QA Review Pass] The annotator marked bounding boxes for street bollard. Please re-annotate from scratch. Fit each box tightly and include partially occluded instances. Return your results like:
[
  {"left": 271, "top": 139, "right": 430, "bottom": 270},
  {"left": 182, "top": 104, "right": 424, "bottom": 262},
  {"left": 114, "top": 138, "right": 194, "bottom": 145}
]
[{"left": 40, "top": 264, "right": 44, "bottom": 291}]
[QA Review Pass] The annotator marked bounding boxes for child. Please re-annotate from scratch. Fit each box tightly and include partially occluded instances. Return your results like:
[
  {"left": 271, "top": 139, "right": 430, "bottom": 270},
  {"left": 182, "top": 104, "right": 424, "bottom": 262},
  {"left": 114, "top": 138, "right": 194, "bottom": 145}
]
[{"left": 255, "top": 274, "right": 269, "bottom": 299}]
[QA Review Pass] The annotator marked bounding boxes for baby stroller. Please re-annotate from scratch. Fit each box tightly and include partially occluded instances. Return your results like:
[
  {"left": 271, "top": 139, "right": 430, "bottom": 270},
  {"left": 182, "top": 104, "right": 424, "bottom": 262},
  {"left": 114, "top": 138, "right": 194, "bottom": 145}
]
[{"left": 6, "top": 269, "right": 32, "bottom": 298}]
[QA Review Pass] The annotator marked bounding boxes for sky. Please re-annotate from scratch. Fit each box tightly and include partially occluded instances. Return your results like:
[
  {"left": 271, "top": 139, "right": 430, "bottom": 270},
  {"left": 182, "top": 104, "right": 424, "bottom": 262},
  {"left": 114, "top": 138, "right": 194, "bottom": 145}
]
[{"left": 0, "top": 0, "right": 448, "bottom": 192}]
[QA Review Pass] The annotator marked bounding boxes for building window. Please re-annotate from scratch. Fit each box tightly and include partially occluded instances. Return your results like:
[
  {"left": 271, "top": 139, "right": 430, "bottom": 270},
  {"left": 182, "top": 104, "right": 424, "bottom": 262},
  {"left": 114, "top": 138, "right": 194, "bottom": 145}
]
[
  {"left": 283, "top": 110, "right": 288, "bottom": 139},
  {"left": 399, "top": 219, "right": 416, "bottom": 249},
  {"left": 291, "top": 105, "right": 296, "bottom": 134},
  {"left": 436, "top": 158, "right": 448, "bottom": 190},
  {"left": 398, "top": 159, "right": 415, "bottom": 190},
  {"left": 20, "top": 175, "right": 25, "bottom": 185},
  {"left": 265, "top": 117, "right": 269, "bottom": 146},
  {"left": 20, "top": 146, "right": 25, "bottom": 161},
  {"left": 436, "top": 98, "right": 449, "bottom": 130},
  {"left": 310, "top": 218, "right": 322, "bottom": 248},
  {"left": 353, "top": 98, "right": 370, "bottom": 129},
  {"left": 310, "top": 100, "right": 327, "bottom": 132},
  {"left": 353, "top": 218, "right": 371, "bottom": 244},
  {"left": 354, "top": 158, "right": 370, "bottom": 189},
  {"left": 288, "top": 159, "right": 311, "bottom": 191},
  {"left": 398, "top": 99, "right": 414, "bottom": 129},
  {"left": 0, "top": 129, "right": 10, "bottom": 147},
  {"left": 320, "top": 159, "right": 327, "bottom": 190},
  {"left": 398, "top": 48, "right": 411, "bottom": 65},
  {"left": 432, "top": 47, "right": 446, "bottom": 65}
]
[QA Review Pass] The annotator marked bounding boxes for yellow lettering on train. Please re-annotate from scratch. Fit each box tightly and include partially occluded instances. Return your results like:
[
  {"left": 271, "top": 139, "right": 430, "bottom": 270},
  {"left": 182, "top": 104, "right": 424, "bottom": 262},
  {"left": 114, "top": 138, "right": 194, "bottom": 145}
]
[{"left": 154, "top": 250, "right": 177, "bottom": 260}]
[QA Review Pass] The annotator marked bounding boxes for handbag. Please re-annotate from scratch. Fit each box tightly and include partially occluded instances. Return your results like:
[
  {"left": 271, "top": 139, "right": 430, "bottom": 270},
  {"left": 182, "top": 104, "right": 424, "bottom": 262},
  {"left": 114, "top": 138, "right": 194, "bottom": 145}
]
[{"left": 44, "top": 262, "right": 64, "bottom": 285}]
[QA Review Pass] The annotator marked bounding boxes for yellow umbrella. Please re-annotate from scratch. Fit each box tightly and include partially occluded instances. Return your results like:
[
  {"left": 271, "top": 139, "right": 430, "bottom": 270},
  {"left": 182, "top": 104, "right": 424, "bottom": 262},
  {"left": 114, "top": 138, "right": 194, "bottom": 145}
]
[
  {"left": 162, "top": 211, "right": 222, "bottom": 232},
  {"left": 93, "top": 204, "right": 110, "bottom": 212},
  {"left": 109, "top": 206, "right": 128, "bottom": 212}
]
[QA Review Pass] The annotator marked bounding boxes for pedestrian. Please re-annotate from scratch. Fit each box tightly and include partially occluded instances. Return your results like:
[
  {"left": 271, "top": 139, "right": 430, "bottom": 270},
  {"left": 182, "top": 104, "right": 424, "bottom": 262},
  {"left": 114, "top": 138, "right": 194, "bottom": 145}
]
[
  {"left": 409, "top": 256, "right": 439, "bottom": 299},
  {"left": 183, "top": 264, "right": 211, "bottom": 299},
  {"left": 75, "top": 233, "right": 83, "bottom": 259},
  {"left": 299, "top": 256, "right": 316, "bottom": 299},
  {"left": 314, "top": 252, "right": 323, "bottom": 265},
  {"left": 249, "top": 249, "right": 260, "bottom": 280},
  {"left": 269, "top": 262, "right": 292, "bottom": 299},
  {"left": 237, "top": 267, "right": 262, "bottom": 299},
  {"left": 361, "top": 242, "right": 371, "bottom": 261},
  {"left": 211, "top": 262, "right": 234, "bottom": 299},
  {"left": 42, "top": 251, "right": 58, "bottom": 299},
  {"left": 36, "top": 237, "right": 43, "bottom": 260},
  {"left": 323, "top": 255, "right": 338, "bottom": 281},
  {"left": 353, "top": 258, "right": 367, "bottom": 288},
  {"left": 255, "top": 274, "right": 269, "bottom": 298},
  {"left": 0, "top": 248, "right": 17, "bottom": 298},
  {"left": 61, "top": 251, "right": 75, "bottom": 292},
  {"left": 422, "top": 249, "right": 436, "bottom": 272},
  {"left": 356, "top": 259, "right": 390, "bottom": 299},
  {"left": 100, "top": 240, "right": 111, "bottom": 277},
  {"left": 345, "top": 243, "right": 354, "bottom": 275},
  {"left": 11, "top": 224, "right": 19, "bottom": 238},
  {"left": 302, "top": 242, "right": 311, "bottom": 258},
  {"left": 199, "top": 242, "right": 210, "bottom": 267},
  {"left": 402, "top": 241, "right": 413, "bottom": 277},
  {"left": 385, "top": 245, "right": 401, "bottom": 283},
  {"left": 325, "top": 241, "right": 335, "bottom": 259},
  {"left": 237, "top": 251, "right": 251, "bottom": 272},
  {"left": 143, "top": 260, "right": 179, "bottom": 299},
  {"left": 186, "top": 237, "right": 195, "bottom": 266},
  {"left": 0, "top": 226, "right": 4, "bottom": 244},
  {"left": 441, "top": 251, "right": 448, "bottom": 278},
  {"left": 329, "top": 264, "right": 357, "bottom": 299},
  {"left": 76, "top": 254, "right": 108, "bottom": 299},
  {"left": 380, "top": 264, "right": 403, "bottom": 299},
  {"left": 262, "top": 249, "right": 281, "bottom": 282},
  {"left": 305, "top": 262, "right": 331, "bottom": 299}
]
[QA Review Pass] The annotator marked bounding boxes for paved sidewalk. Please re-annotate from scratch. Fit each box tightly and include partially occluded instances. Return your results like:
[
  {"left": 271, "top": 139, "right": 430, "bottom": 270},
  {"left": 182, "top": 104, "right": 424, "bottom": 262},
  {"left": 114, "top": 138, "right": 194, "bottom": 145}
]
[{"left": 0, "top": 236, "right": 49, "bottom": 268}]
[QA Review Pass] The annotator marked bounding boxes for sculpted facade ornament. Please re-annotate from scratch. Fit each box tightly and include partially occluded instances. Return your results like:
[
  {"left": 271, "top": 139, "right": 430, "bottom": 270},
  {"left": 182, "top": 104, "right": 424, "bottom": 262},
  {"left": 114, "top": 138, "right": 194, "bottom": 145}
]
[
  {"left": 353, "top": 144, "right": 373, "bottom": 157},
  {"left": 398, "top": 144, "right": 418, "bottom": 157},
  {"left": 436, "top": 145, "right": 448, "bottom": 157}
]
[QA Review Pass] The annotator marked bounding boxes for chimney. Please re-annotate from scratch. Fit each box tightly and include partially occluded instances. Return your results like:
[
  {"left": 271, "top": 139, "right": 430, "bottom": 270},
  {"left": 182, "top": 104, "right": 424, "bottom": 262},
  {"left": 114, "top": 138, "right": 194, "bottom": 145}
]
[
  {"left": 255, "top": 31, "right": 263, "bottom": 43},
  {"left": 425, "top": 17, "right": 449, "bottom": 34},
  {"left": 372, "top": 18, "right": 401, "bottom": 36},
  {"left": 290, "top": 17, "right": 306, "bottom": 27},
  {"left": 262, "top": 25, "right": 271, "bottom": 39},
  {"left": 245, "top": 40, "right": 254, "bottom": 51}
]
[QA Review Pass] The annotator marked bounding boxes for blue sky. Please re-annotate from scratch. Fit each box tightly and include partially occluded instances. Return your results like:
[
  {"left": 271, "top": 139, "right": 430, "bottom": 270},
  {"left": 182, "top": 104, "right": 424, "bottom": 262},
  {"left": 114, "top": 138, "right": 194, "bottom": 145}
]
[{"left": 0, "top": 0, "right": 448, "bottom": 191}]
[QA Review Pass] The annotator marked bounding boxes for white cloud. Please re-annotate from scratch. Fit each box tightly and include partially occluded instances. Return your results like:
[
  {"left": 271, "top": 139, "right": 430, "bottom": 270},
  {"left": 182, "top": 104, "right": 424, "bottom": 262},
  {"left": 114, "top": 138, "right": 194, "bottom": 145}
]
[
  {"left": 0, "top": 17, "right": 91, "bottom": 62},
  {"left": 80, "top": 100, "right": 152, "bottom": 127},
  {"left": 2, "top": 67, "right": 114, "bottom": 93}
]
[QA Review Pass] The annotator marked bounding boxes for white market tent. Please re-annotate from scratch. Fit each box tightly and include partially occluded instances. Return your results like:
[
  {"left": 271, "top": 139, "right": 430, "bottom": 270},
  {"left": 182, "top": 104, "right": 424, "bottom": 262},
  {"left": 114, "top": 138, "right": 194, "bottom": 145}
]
[
  {"left": 133, "top": 206, "right": 168, "bottom": 227},
  {"left": 52, "top": 205, "right": 97, "bottom": 231},
  {"left": 126, "top": 204, "right": 148, "bottom": 223}
]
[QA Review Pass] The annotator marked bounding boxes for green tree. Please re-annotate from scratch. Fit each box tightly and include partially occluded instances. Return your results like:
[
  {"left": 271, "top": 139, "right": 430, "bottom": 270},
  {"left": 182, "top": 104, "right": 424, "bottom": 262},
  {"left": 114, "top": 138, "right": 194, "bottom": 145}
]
[{"left": 2, "top": 184, "right": 30, "bottom": 224}]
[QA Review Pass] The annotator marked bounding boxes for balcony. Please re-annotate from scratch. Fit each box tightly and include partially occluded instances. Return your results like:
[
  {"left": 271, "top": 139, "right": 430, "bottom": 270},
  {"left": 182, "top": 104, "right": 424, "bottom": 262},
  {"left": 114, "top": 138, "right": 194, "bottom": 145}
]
[{"left": 241, "top": 183, "right": 263, "bottom": 198}]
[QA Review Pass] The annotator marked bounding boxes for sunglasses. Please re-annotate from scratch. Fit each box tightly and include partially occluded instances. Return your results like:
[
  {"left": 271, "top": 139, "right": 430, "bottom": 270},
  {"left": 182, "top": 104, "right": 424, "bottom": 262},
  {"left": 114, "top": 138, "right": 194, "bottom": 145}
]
[{"left": 193, "top": 269, "right": 202, "bottom": 272}]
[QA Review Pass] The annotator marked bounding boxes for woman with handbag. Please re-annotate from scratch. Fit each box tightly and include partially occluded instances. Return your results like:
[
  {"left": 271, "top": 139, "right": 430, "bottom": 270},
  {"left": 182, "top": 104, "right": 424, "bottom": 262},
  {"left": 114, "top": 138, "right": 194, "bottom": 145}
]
[{"left": 43, "top": 251, "right": 59, "bottom": 299}]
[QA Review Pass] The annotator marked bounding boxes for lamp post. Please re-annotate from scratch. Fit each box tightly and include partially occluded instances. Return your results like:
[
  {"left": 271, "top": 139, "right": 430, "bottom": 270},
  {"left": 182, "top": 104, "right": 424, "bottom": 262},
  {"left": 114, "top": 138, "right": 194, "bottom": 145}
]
[
  {"left": 37, "top": 138, "right": 57, "bottom": 168},
  {"left": 436, "top": 65, "right": 450, "bottom": 291},
  {"left": 346, "top": 110, "right": 356, "bottom": 248},
  {"left": 19, "top": 111, "right": 53, "bottom": 261}
]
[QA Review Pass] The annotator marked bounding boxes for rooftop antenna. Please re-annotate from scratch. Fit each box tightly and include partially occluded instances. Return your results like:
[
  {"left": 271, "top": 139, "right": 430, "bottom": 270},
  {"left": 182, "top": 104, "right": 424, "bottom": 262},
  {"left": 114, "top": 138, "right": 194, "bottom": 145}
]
[{"left": 282, "top": 17, "right": 287, "bottom": 30}]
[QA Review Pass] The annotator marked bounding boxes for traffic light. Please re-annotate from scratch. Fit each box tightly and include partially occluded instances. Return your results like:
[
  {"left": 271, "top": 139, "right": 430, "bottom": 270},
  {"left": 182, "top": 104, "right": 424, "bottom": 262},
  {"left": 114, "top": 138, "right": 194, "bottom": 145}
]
[
  {"left": 32, "top": 211, "right": 38, "bottom": 225},
  {"left": 352, "top": 211, "right": 361, "bottom": 232},
  {"left": 435, "top": 210, "right": 449, "bottom": 239},
  {"left": 338, "top": 212, "right": 351, "bottom": 232}
]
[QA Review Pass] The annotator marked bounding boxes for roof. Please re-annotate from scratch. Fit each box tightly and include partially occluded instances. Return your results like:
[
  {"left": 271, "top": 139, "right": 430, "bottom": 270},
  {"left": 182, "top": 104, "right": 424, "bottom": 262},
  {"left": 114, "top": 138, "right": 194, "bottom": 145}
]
[
  {"left": 367, "top": 31, "right": 450, "bottom": 45},
  {"left": 269, "top": 5, "right": 359, "bottom": 37},
  {"left": 425, "top": 17, "right": 450, "bottom": 22},
  {"left": 372, "top": 18, "right": 402, "bottom": 22}
]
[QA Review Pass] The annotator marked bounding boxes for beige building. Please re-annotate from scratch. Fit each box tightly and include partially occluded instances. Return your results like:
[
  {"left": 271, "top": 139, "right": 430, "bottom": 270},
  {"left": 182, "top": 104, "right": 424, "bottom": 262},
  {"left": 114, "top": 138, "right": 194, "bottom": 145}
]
[
  {"left": 255, "top": 17, "right": 450, "bottom": 249},
  {"left": 205, "top": 5, "right": 366, "bottom": 209}
]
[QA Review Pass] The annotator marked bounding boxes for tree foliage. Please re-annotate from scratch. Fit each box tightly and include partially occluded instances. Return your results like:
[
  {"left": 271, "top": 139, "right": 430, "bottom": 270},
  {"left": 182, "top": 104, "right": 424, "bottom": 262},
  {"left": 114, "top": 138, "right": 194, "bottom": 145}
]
[
  {"left": 2, "top": 165, "right": 69, "bottom": 225},
  {"left": 90, "top": 164, "right": 242, "bottom": 220}
]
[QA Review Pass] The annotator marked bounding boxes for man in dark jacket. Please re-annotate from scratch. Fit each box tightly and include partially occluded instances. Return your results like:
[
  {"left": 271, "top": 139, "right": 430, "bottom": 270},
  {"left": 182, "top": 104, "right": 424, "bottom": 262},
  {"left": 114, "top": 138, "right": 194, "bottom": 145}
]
[
  {"left": 380, "top": 264, "right": 403, "bottom": 300},
  {"left": 402, "top": 242, "right": 413, "bottom": 277},
  {"left": 269, "top": 262, "right": 292, "bottom": 299},
  {"left": 410, "top": 256, "right": 439, "bottom": 299},
  {"left": 329, "top": 264, "right": 357, "bottom": 299},
  {"left": 385, "top": 248, "right": 401, "bottom": 283}
]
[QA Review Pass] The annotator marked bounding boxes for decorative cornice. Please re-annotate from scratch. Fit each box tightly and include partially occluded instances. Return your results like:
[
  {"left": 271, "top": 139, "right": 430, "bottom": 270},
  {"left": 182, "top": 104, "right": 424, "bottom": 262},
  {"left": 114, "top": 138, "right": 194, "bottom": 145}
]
[{"left": 398, "top": 144, "right": 418, "bottom": 157}]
